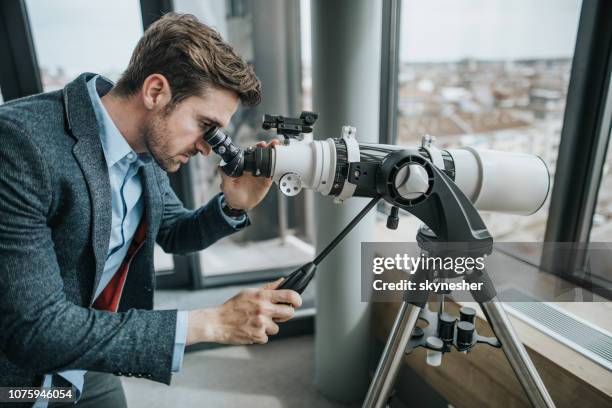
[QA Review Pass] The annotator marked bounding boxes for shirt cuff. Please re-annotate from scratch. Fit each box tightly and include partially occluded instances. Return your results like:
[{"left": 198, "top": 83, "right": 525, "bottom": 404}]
[
  {"left": 34, "top": 370, "right": 85, "bottom": 406},
  {"left": 57, "top": 370, "right": 85, "bottom": 400},
  {"left": 172, "top": 310, "right": 189, "bottom": 372},
  {"left": 217, "top": 193, "right": 247, "bottom": 227}
]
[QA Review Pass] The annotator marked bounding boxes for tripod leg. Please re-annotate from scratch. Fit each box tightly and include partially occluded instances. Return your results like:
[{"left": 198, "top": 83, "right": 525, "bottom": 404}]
[
  {"left": 363, "top": 302, "right": 422, "bottom": 408},
  {"left": 479, "top": 300, "right": 555, "bottom": 408}
]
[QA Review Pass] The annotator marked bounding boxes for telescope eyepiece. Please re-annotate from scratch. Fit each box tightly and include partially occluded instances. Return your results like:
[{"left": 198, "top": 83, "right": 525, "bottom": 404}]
[
  {"left": 203, "top": 126, "right": 275, "bottom": 178},
  {"left": 203, "top": 126, "right": 245, "bottom": 177}
]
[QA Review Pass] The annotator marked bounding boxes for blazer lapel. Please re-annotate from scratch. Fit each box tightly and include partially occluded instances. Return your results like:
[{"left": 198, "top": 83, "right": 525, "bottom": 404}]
[
  {"left": 63, "top": 73, "right": 112, "bottom": 305},
  {"left": 141, "top": 164, "right": 162, "bottom": 247}
]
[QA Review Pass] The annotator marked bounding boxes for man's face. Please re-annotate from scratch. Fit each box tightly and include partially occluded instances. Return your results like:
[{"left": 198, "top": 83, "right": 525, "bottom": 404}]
[{"left": 143, "top": 85, "right": 239, "bottom": 172}]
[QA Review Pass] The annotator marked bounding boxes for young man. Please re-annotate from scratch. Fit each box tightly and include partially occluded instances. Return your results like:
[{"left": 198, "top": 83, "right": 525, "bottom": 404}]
[{"left": 0, "top": 13, "right": 301, "bottom": 407}]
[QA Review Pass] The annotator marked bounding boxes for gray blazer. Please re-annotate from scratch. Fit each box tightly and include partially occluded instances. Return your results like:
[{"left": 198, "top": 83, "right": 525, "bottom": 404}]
[{"left": 0, "top": 73, "right": 249, "bottom": 393}]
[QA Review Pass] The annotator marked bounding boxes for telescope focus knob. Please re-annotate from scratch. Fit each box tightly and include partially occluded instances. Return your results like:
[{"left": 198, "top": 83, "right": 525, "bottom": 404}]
[
  {"left": 460, "top": 306, "right": 476, "bottom": 324},
  {"left": 395, "top": 164, "right": 429, "bottom": 200},
  {"left": 438, "top": 312, "right": 456, "bottom": 343},
  {"left": 457, "top": 321, "right": 475, "bottom": 350}
]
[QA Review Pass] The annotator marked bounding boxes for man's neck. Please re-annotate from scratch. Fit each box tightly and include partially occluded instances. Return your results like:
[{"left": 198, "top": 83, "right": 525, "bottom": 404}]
[{"left": 100, "top": 91, "right": 148, "bottom": 153}]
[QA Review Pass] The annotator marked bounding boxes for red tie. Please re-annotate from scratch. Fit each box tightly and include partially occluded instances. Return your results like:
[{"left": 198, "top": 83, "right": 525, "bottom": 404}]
[{"left": 92, "top": 218, "right": 148, "bottom": 312}]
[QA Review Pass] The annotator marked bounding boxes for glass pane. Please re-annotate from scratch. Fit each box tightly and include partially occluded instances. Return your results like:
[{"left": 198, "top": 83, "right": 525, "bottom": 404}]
[
  {"left": 301, "top": 0, "right": 312, "bottom": 110},
  {"left": 392, "top": 0, "right": 582, "bottom": 242},
  {"left": 588, "top": 128, "right": 612, "bottom": 291},
  {"left": 175, "top": 0, "right": 255, "bottom": 208},
  {"left": 25, "top": 0, "right": 143, "bottom": 91},
  {"left": 590, "top": 130, "right": 612, "bottom": 241},
  {"left": 175, "top": 1, "right": 314, "bottom": 282}
]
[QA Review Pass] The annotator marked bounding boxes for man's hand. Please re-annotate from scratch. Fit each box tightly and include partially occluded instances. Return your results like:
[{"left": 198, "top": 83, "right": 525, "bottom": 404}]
[
  {"left": 219, "top": 139, "right": 281, "bottom": 210},
  {"left": 186, "top": 278, "right": 302, "bottom": 346}
]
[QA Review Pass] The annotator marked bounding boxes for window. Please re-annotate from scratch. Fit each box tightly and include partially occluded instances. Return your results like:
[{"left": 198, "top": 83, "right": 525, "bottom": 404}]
[
  {"left": 590, "top": 129, "right": 612, "bottom": 242},
  {"left": 174, "top": 1, "right": 314, "bottom": 284},
  {"left": 175, "top": 0, "right": 256, "bottom": 213},
  {"left": 586, "top": 127, "right": 612, "bottom": 292},
  {"left": 25, "top": 0, "right": 143, "bottom": 90},
  {"left": 301, "top": 0, "right": 312, "bottom": 110},
  {"left": 394, "top": 0, "right": 582, "bottom": 242}
]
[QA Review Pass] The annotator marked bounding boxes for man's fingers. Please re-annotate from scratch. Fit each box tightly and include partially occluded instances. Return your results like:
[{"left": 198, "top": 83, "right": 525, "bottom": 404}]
[
  {"left": 261, "top": 277, "right": 284, "bottom": 290},
  {"left": 269, "top": 303, "right": 296, "bottom": 323},
  {"left": 268, "top": 289, "right": 302, "bottom": 308},
  {"left": 265, "top": 319, "right": 280, "bottom": 336},
  {"left": 254, "top": 139, "right": 281, "bottom": 148}
]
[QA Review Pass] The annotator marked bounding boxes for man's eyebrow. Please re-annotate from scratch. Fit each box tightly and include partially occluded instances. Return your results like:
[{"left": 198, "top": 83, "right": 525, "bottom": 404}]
[{"left": 196, "top": 114, "right": 222, "bottom": 128}]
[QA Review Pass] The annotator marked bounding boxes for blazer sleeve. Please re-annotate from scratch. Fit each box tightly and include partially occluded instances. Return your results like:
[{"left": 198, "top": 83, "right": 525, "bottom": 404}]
[
  {"left": 0, "top": 121, "right": 177, "bottom": 385},
  {"left": 154, "top": 168, "right": 250, "bottom": 254}
]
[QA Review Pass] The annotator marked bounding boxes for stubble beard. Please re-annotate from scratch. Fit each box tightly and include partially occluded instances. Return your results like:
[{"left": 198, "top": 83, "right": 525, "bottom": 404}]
[{"left": 142, "top": 116, "right": 181, "bottom": 173}]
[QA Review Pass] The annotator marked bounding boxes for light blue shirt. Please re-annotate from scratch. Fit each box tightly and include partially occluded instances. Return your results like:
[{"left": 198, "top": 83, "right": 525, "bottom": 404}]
[{"left": 35, "top": 75, "right": 245, "bottom": 406}]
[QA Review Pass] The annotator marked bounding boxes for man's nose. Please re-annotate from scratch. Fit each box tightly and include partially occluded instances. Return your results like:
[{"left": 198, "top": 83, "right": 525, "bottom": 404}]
[{"left": 195, "top": 139, "right": 212, "bottom": 156}]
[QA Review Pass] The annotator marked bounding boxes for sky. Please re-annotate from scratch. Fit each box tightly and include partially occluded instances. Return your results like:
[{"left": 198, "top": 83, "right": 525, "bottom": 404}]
[
  {"left": 26, "top": 0, "right": 143, "bottom": 77},
  {"left": 398, "top": 0, "right": 582, "bottom": 62},
  {"left": 25, "top": 0, "right": 582, "bottom": 79}
]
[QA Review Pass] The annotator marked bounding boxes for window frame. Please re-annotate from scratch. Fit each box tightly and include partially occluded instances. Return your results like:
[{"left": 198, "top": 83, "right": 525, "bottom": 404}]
[
  {"left": 0, "top": 0, "right": 42, "bottom": 101},
  {"left": 379, "top": 0, "right": 401, "bottom": 145},
  {"left": 542, "top": 0, "right": 612, "bottom": 297}
]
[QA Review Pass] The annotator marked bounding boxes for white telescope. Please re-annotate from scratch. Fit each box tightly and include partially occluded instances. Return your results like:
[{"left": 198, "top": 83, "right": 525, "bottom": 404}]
[{"left": 265, "top": 129, "right": 549, "bottom": 215}]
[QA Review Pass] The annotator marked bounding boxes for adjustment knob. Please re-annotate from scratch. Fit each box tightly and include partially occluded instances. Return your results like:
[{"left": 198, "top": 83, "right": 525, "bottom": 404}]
[
  {"left": 386, "top": 206, "right": 400, "bottom": 230},
  {"left": 426, "top": 336, "right": 444, "bottom": 367},
  {"left": 437, "top": 312, "right": 456, "bottom": 343},
  {"left": 411, "top": 326, "right": 424, "bottom": 339},
  {"left": 457, "top": 321, "right": 475, "bottom": 349},
  {"left": 279, "top": 173, "right": 302, "bottom": 196},
  {"left": 459, "top": 307, "right": 476, "bottom": 324},
  {"left": 394, "top": 164, "right": 429, "bottom": 200}
]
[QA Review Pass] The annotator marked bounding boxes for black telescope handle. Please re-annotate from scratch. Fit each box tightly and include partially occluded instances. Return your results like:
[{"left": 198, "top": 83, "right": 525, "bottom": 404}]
[
  {"left": 276, "top": 196, "right": 381, "bottom": 294},
  {"left": 277, "top": 262, "right": 316, "bottom": 294}
]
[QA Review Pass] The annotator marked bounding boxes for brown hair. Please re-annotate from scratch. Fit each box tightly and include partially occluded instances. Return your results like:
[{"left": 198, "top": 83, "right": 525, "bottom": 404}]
[{"left": 115, "top": 12, "right": 261, "bottom": 107}]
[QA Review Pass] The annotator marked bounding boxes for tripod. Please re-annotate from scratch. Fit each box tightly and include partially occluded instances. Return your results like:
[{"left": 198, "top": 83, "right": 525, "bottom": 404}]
[
  {"left": 276, "top": 147, "right": 555, "bottom": 407},
  {"left": 362, "top": 226, "right": 555, "bottom": 408}
]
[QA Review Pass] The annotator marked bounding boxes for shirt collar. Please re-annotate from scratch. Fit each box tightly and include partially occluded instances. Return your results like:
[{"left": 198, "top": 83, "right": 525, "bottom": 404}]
[{"left": 86, "top": 75, "right": 151, "bottom": 168}]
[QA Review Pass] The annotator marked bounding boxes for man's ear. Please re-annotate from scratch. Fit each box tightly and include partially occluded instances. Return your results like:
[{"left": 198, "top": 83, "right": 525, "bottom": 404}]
[{"left": 141, "top": 74, "right": 172, "bottom": 111}]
